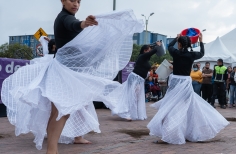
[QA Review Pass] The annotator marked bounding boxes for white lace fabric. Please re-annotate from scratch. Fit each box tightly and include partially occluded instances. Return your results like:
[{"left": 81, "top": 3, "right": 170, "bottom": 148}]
[
  {"left": 101, "top": 72, "right": 147, "bottom": 120},
  {"left": 147, "top": 74, "right": 229, "bottom": 144},
  {"left": 1, "top": 10, "right": 144, "bottom": 150},
  {"left": 56, "top": 10, "right": 144, "bottom": 80}
]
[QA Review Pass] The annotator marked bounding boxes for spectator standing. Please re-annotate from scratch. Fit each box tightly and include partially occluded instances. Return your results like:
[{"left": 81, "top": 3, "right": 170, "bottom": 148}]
[
  {"left": 226, "top": 66, "right": 232, "bottom": 105},
  {"left": 229, "top": 66, "right": 236, "bottom": 108},
  {"left": 226, "top": 66, "right": 232, "bottom": 93},
  {"left": 202, "top": 67, "right": 205, "bottom": 71},
  {"left": 197, "top": 62, "right": 202, "bottom": 71},
  {"left": 190, "top": 64, "right": 203, "bottom": 95},
  {"left": 201, "top": 62, "right": 213, "bottom": 103},
  {"left": 211, "top": 59, "right": 227, "bottom": 109}
]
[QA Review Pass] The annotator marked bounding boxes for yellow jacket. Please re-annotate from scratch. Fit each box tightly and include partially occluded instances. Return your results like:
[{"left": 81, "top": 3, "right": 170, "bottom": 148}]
[{"left": 190, "top": 70, "right": 203, "bottom": 83}]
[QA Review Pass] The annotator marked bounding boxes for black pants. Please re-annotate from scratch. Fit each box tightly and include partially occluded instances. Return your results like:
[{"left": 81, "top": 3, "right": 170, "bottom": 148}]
[
  {"left": 211, "top": 82, "right": 226, "bottom": 106},
  {"left": 201, "top": 84, "right": 212, "bottom": 103}
]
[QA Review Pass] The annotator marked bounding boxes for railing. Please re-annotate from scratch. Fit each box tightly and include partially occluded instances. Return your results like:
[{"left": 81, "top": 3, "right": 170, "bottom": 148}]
[{"left": 13, "top": 49, "right": 34, "bottom": 60}]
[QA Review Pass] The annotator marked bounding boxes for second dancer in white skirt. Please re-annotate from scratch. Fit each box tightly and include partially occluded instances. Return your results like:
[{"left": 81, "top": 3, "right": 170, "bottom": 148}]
[
  {"left": 102, "top": 42, "right": 165, "bottom": 121},
  {"left": 147, "top": 33, "right": 229, "bottom": 144}
]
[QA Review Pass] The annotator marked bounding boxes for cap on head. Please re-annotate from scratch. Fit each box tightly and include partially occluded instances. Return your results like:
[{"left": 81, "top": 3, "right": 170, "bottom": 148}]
[{"left": 217, "top": 59, "right": 223, "bottom": 63}]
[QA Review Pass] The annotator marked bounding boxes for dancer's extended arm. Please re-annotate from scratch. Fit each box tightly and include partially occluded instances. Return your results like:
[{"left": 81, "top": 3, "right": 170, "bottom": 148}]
[
  {"left": 63, "top": 15, "right": 98, "bottom": 32},
  {"left": 192, "top": 33, "right": 204, "bottom": 60},
  {"left": 168, "top": 38, "right": 178, "bottom": 57},
  {"left": 142, "top": 42, "right": 163, "bottom": 60}
]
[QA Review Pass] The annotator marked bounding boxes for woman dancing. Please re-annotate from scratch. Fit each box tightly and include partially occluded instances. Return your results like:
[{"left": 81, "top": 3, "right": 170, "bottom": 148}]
[
  {"left": 106, "top": 42, "right": 165, "bottom": 121},
  {"left": 42, "top": 37, "right": 56, "bottom": 55},
  {"left": 1, "top": 0, "right": 144, "bottom": 153},
  {"left": 147, "top": 33, "right": 229, "bottom": 144}
]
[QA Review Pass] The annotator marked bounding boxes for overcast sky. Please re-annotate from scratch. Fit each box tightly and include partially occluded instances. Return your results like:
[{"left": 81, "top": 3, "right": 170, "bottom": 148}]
[{"left": 0, "top": 0, "right": 235, "bottom": 45}]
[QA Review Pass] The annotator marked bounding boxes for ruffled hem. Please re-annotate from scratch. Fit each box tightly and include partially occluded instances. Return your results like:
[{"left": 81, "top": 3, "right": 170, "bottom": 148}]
[
  {"left": 103, "top": 72, "right": 147, "bottom": 120},
  {"left": 147, "top": 75, "right": 229, "bottom": 144}
]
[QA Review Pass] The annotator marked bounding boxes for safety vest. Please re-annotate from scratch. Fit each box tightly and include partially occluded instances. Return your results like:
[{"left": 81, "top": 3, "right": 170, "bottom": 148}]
[{"left": 214, "top": 66, "right": 227, "bottom": 82}]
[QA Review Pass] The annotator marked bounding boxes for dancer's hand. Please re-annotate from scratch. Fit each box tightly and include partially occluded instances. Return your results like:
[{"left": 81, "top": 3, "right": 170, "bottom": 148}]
[
  {"left": 156, "top": 41, "right": 162, "bottom": 46},
  {"left": 199, "top": 33, "right": 203, "bottom": 42},
  {"left": 44, "top": 37, "right": 50, "bottom": 42},
  {"left": 177, "top": 34, "right": 181, "bottom": 39},
  {"left": 81, "top": 15, "right": 98, "bottom": 29}
]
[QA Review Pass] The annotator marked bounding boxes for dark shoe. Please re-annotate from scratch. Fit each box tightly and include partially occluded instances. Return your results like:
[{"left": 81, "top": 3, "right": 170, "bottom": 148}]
[
  {"left": 220, "top": 105, "right": 226, "bottom": 109},
  {"left": 153, "top": 140, "right": 167, "bottom": 144},
  {"left": 211, "top": 104, "right": 216, "bottom": 108}
]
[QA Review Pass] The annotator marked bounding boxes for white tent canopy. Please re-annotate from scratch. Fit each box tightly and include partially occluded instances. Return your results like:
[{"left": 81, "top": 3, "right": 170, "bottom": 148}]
[
  {"left": 221, "top": 28, "right": 236, "bottom": 56},
  {"left": 194, "top": 28, "right": 236, "bottom": 57},
  {"left": 193, "top": 36, "right": 236, "bottom": 69},
  {"left": 195, "top": 37, "right": 236, "bottom": 63}
]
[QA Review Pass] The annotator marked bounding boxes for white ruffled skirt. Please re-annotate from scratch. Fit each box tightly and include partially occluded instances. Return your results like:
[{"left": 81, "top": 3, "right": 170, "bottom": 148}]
[
  {"left": 102, "top": 72, "right": 147, "bottom": 120},
  {"left": 1, "top": 10, "right": 144, "bottom": 150},
  {"left": 147, "top": 74, "right": 229, "bottom": 144}
]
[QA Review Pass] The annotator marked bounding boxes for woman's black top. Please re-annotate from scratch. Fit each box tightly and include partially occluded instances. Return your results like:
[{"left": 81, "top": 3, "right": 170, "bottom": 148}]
[
  {"left": 49, "top": 50, "right": 56, "bottom": 55},
  {"left": 168, "top": 38, "right": 204, "bottom": 76},
  {"left": 133, "top": 46, "right": 160, "bottom": 79},
  {"left": 54, "top": 8, "right": 83, "bottom": 49}
]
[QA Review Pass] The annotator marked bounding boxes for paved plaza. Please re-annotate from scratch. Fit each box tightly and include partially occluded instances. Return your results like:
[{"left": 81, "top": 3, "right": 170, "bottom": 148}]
[{"left": 0, "top": 102, "right": 236, "bottom": 154}]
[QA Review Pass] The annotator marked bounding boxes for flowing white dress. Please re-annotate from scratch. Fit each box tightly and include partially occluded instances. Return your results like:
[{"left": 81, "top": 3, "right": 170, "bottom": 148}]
[
  {"left": 1, "top": 10, "right": 144, "bottom": 150},
  {"left": 147, "top": 74, "right": 229, "bottom": 144},
  {"left": 101, "top": 72, "right": 147, "bottom": 120}
]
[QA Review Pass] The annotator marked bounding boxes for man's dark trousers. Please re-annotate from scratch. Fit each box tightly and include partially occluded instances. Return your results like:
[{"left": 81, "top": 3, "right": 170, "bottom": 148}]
[
  {"left": 202, "top": 84, "right": 213, "bottom": 103},
  {"left": 211, "top": 82, "right": 226, "bottom": 106}
]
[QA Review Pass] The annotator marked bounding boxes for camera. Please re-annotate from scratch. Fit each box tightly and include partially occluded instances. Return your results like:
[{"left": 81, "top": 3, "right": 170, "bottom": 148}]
[{"left": 149, "top": 40, "right": 162, "bottom": 49}]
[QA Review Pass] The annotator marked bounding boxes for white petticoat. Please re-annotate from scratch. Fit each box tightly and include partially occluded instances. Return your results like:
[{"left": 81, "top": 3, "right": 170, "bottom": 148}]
[
  {"left": 101, "top": 72, "right": 147, "bottom": 120},
  {"left": 147, "top": 74, "right": 229, "bottom": 144},
  {"left": 1, "top": 10, "right": 144, "bottom": 150}
]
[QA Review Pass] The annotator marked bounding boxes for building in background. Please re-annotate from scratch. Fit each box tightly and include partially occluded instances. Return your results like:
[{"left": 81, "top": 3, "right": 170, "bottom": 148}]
[
  {"left": 133, "top": 31, "right": 167, "bottom": 47},
  {"left": 10, "top": 32, "right": 185, "bottom": 56},
  {"left": 166, "top": 38, "right": 178, "bottom": 49},
  {"left": 9, "top": 35, "right": 54, "bottom": 57}
]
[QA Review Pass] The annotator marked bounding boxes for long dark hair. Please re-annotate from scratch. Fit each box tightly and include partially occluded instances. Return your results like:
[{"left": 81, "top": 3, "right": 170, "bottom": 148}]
[
  {"left": 48, "top": 39, "right": 56, "bottom": 54},
  {"left": 134, "top": 45, "right": 150, "bottom": 66},
  {"left": 139, "top": 45, "right": 150, "bottom": 55},
  {"left": 178, "top": 36, "right": 193, "bottom": 51}
]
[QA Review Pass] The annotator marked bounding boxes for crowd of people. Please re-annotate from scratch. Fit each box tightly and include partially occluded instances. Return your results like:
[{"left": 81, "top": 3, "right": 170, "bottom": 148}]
[
  {"left": 149, "top": 59, "right": 236, "bottom": 109},
  {"left": 145, "top": 64, "right": 172, "bottom": 101},
  {"left": 190, "top": 60, "right": 236, "bottom": 109},
  {"left": 147, "top": 58, "right": 236, "bottom": 110}
]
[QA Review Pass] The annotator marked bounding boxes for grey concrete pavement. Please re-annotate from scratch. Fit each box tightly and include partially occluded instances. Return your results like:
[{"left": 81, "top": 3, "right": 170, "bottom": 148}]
[{"left": 0, "top": 102, "right": 235, "bottom": 154}]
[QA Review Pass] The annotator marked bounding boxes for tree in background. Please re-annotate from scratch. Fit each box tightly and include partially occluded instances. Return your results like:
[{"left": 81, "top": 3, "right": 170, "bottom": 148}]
[
  {"left": 0, "top": 43, "right": 33, "bottom": 60},
  {"left": 130, "top": 44, "right": 141, "bottom": 62},
  {"left": 0, "top": 43, "right": 8, "bottom": 53},
  {"left": 130, "top": 44, "right": 172, "bottom": 65}
]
